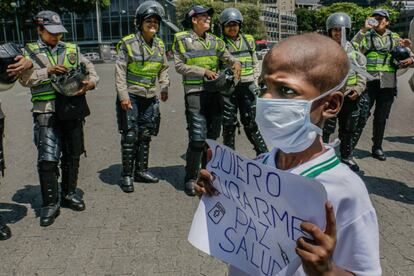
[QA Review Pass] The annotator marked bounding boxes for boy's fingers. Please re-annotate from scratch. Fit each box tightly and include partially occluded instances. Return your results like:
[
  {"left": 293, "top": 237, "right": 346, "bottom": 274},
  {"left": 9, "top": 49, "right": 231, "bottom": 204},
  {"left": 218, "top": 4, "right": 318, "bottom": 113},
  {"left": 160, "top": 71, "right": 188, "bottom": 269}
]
[
  {"left": 325, "top": 201, "right": 336, "bottom": 238},
  {"left": 206, "top": 148, "right": 212, "bottom": 162},
  {"left": 301, "top": 222, "right": 325, "bottom": 243},
  {"left": 295, "top": 247, "right": 317, "bottom": 263}
]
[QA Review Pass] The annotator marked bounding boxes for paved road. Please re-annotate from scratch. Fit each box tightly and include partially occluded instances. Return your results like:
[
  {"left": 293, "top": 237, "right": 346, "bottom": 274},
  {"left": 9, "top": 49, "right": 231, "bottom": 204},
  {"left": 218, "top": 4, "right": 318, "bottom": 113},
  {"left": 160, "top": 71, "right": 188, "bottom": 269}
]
[{"left": 0, "top": 63, "right": 413, "bottom": 276}]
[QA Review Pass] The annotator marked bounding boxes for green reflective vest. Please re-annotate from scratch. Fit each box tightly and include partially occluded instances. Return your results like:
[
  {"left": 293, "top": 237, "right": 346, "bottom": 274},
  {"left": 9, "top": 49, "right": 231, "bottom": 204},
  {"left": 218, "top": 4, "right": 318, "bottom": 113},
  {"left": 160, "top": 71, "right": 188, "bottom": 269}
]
[
  {"left": 223, "top": 34, "right": 254, "bottom": 77},
  {"left": 26, "top": 42, "right": 79, "bottom": 102},
  {"left": 118, "top": 34, "right": 165, "bottom": 88},
  {"left": 346, "top": 43, "right": 359, "bottom": 86},
  {"left": 173, "top": 31, "right": 224, "bottom": 85},
  {"left": 361, "top": 30, "right": 400, "bottom": 73}
]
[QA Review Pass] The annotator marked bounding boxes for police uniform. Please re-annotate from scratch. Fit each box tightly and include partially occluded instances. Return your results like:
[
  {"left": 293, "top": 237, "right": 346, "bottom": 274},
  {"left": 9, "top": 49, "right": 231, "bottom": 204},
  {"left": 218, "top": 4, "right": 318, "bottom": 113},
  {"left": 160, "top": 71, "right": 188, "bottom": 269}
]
[
  {"left": 229, "top": 145, "right": 381, "bottom": 276},
  {"left": 173, "top": 26, "right": 239, "bottom": 195},
  {"left": 221, "top": 33, "right": 267, "bottom": 155},
  {"left": 322, "top": 41, "right": 366, "bottom": 168},
  {"left": 20, "top": 11, "right": 99, "bottom": 226},
  {"left": 352, "top": 23, "right": 402, "bottom": 159},
  {"left": 115, "top": 31, "right": 169, "bottom": 190}
]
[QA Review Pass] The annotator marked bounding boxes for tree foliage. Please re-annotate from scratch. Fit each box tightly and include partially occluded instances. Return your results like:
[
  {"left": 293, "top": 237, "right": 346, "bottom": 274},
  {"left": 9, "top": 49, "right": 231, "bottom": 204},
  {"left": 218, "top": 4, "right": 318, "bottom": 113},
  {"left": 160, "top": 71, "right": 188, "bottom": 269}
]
[
  {"left": 296, "top": 2, "right": 399, "bottom": 35},
  {"left": 295, "top": 8, "right": 316, "bottom": 33},
  {"left": 175, "top": 0, "right": 267, "bottom": 40},
  {"left": 0, "top": 0, "right": 110, "bottom": 20}
]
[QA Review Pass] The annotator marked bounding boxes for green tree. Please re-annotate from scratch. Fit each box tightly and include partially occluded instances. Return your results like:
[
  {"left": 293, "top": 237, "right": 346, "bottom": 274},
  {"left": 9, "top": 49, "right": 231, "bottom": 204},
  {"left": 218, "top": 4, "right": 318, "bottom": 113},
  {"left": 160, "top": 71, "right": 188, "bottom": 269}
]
[
  {"left": 175, "top": 0, "right": 266, "bottom": 40},
  {"left": 295, "top": 8, "right": 316, "bottom": 33},
  {"left": 314, "top": 2, "right": 399, "bottom": 35},
  {"left": 0, "top": 0, "right": 110, "bottom": 20}
]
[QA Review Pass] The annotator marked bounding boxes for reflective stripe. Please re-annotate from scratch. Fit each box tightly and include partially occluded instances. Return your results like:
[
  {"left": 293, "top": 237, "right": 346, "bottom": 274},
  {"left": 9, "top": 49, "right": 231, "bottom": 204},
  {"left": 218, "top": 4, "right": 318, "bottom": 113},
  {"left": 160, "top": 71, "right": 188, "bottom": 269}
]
[
  {"left": 27, "top": 42, "right": 79, "bottom": 102},
  {"left": 126, "top": 73, "right": 156, "bottom": 88},
  {"left": 173, "top": 31, "right": 223, "bottom": 85},
  {"left": 121, "top": 33, "right": 165, "bottom": 88},
  {"left": 31, "top": 81, "right": 54, "bottom": 94},
  {"left": 183, "top": 49, "right": 217, "bottom": 59},
  {"left": 225, "top": 34, "right": 254, "bottom": 77},
  {"left": 347, "top": 72, "right": 357, "bottom": 86}
]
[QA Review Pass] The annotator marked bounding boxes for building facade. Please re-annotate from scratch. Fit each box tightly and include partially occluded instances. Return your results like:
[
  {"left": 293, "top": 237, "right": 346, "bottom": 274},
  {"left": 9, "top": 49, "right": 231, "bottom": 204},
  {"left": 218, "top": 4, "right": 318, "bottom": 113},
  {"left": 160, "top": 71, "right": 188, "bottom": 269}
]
[
  {"left": 0, "top": 0, "right": 177, "bottom": 51},
  {"left": 260, "top": 0, "right": 297, "bottom": 46}
]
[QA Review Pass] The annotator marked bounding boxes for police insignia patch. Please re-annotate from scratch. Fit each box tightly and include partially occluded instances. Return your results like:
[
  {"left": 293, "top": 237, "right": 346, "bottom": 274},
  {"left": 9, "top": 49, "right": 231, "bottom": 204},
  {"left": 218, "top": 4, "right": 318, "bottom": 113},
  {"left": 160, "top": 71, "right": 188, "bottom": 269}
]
[{"left": 67, "top": 53, "right": 77, "bottom": 65}]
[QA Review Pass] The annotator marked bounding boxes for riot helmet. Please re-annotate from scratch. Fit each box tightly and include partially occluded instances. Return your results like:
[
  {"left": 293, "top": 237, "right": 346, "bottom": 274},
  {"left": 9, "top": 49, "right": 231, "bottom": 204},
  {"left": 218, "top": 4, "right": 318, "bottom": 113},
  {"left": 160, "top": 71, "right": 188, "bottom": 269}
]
[
  {"left": 203, "top": 68, "right": 235, "bottom": 93},
  {"left": 391, "top": 45, "right": 411, "bottom": 67},
  {"left": 50, "top": 63, "right": 89, "bottom": 97},
  {"left": 135, "top": 1, "right": 165, "bottom": 29},
  {"left": 326, "top": 12, "right": 352, "bottom": 48},
  {"left": 0, "top": 43, "right": 22, "bottom": 91},
  {"left": 219, "top": 8, "right": 243, "bottom": 26}
]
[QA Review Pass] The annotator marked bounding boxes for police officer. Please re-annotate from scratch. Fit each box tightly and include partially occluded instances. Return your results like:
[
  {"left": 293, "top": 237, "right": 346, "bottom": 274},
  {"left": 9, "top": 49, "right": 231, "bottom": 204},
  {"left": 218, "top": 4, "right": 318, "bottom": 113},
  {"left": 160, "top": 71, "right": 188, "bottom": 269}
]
[
  {"left": 0, "top": 43, "right": 33, "bottom": 239},
  {"left": 352, "top": 9, "right": 413, "bottom": 161},
  {"left": 20, "top": 11, "right": 99, "bottom": 227},
  {"left": 219, "top": 8, "right": 267, "bottom": 155},
  {"left": 116, "top": 1, "right": 169, "bottom": 193},
  {"left": 322, "top": 13, "right": 367, "bottom": 172},
  {"left": 173, "top": 5, "right": 241, "bottom": 196}
]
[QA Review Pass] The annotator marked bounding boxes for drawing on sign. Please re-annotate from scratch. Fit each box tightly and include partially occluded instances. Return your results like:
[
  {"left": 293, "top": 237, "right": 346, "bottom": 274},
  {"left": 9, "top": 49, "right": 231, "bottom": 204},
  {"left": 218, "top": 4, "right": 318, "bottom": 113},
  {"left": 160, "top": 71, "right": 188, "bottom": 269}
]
[
  {"left": 278, "top": 242, "right": 290, "bottom": 265},
  {"left": 208, "top": 202, "right": 226, "bottom": 224}
]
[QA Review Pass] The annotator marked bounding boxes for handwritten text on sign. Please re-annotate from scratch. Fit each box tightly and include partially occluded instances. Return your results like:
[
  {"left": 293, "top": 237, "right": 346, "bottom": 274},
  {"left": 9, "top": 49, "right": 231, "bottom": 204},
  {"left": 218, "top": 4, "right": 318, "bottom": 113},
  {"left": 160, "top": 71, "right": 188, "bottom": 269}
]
[{"left": 188, "top": 140, "right": 328, "bottom": 276}]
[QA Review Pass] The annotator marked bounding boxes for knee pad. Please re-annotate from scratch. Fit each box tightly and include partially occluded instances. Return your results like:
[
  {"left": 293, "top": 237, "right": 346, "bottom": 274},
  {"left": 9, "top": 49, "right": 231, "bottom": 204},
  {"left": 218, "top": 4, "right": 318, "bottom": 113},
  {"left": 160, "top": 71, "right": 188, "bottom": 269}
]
[
  {"left": 122, "top": 130, "right": 137, "bottom": 146},
  {"left": 187, "top": 112, "right": 207, "bottom": 141}
]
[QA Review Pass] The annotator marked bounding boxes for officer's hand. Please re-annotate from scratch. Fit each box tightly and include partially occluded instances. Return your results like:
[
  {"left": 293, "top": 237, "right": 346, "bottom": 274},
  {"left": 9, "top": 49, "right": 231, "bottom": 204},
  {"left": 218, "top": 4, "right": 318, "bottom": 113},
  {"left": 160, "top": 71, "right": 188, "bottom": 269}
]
[
  {"left": 347, "top": 90, "right": 359, "bottom": 101},
  {"left": 120, "top": 99, "right": 133, "bottom": 110},
  {"left": 399, "top": 39, "right": 412, "bottom": 48},
  {"left": 400, "top": 57, "right": 413, "bottom": 68},
  {"left": 205, "top": 70, "right": 218, "bottom": 80},
  {"left": 47, "top": 65, "right": 68, "bottom": 75},
  {"left": 233, "top": 62, "right": 241, "bottom": 80},
  {"left": 6, "top": 55, "right": 33, "bottom": 76},
  {"left": 296, "top": 202, "right": 338, "bottom": 276},
  {"left": 362, "top": 18, "right": 374, "bottom": 33},
  {"left": 160, "top": 91, "right": 168, "bottom": 102},
  {"left": 75, "top": 80, "right": 95, "bottom": 96}
]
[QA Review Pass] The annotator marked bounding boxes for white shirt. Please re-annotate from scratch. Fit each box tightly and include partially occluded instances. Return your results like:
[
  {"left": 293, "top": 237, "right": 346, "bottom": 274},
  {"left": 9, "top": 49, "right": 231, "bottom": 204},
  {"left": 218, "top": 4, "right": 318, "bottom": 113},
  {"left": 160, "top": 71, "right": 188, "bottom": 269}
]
[{"left": 229, "top": 146, "right": 381, "bottom": 276}]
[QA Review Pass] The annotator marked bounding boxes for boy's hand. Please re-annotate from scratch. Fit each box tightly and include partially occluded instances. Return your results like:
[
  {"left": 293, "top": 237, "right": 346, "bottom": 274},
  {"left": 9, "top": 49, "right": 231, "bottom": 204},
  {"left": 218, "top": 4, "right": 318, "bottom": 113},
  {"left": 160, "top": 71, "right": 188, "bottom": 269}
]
[
  {"left": 296, "top": 202, "right": 337, "bottom": 276},
  {"left": 194, "top": 148, "right": 218, "bottom": 197},
  {"left": 195, "top": 169, "right": 218, "bottom": 197},
  {"left": 233, "top": 62, "right": 241, "bottom": 80}
]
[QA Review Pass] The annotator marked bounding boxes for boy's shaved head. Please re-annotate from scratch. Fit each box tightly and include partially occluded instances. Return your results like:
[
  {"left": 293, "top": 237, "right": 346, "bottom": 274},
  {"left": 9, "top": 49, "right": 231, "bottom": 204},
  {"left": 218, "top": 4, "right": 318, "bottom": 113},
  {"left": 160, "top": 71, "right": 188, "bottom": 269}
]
[{"left": 262, "top": 33, "right": 349, "bottom": 92}]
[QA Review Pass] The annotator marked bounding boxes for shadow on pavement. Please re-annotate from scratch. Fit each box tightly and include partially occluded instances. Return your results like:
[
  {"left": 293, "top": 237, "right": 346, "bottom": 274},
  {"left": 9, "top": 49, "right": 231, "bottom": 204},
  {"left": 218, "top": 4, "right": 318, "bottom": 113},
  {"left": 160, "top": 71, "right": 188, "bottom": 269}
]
[
  {"left": 385, "top": 151, "right": 414, "bottom": 163},
  {"left": 0, "top": 202, "right": 27, "bottom": 225},
  {"left": 98, "top": 164, "right": 121, "bottom": 186},
  {"left": 12, "top": 185, "right": 42, "bottom": 217},
  {"left": 151, "top": 165, "right": 185, "bottom": 191},
  {"left": 362, "top": 175, "right": 414, "bottom": 205},
  {"left": 353, "top": 148, "right": 371, "bottom": 159},
  {"left": 98, "top": 164, "right": 185, "bottom": 191},
  {"left": 385, "top": 136, "right": 414, "bottom": 145}
]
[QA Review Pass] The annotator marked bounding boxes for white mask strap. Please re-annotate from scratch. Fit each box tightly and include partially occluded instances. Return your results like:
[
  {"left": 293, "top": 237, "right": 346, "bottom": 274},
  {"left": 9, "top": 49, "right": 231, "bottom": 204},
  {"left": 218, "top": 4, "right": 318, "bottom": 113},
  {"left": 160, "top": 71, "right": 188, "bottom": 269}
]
[{"left": 312, "top": 76, "right": 348, "bottom": 102}]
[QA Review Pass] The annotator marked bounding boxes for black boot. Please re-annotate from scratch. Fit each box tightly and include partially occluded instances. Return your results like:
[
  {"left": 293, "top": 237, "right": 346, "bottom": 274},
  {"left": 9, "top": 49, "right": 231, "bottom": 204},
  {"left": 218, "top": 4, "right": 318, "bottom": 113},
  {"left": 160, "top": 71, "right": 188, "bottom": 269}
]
[
  {"left": 184, "top": 142, "right": 203, "bottom": 197},
  {"left": 134, "top": 141, "right": 159, "bottom": 183},
  {"left": 121, "top": 176, "right": 134, "bottom": 193},
  {"left": 372, "top": 120, "right": 387, "bottom": 161},
  {"left": 340, "top": 133, "right": 360, "bottom": 172},
  {"left": 120, "top": 132, "right": 136, "bottom": 192},
  {"left": 38, "top": 161, "right": 60, "bottom": 227},
  {"left": 245, "top": 126, "right": 268, "bottom": 155},
  {"left": 0, "top": 216, "right": 11, "bottom": 240},
  {"left": 222, "top": 125, "right": 236, "bottom": 150},
  {"left": 61, "top": 156, "right": 85, "bottom": 211}
]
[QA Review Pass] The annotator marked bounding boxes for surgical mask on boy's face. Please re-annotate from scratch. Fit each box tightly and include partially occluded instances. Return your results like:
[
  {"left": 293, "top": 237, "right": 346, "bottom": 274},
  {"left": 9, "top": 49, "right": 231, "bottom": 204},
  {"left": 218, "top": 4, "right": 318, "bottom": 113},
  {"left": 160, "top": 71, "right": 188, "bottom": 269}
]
[{"left": 255, "top": 77, "right": 347, "bottom": 153}]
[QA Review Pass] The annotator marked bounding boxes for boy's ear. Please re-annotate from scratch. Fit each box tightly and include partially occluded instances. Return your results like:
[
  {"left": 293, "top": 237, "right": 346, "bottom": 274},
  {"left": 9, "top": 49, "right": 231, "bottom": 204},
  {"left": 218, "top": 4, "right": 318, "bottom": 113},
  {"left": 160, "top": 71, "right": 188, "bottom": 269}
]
[{"left": 322, "top": 91, "right": 343, "bottom": 119}]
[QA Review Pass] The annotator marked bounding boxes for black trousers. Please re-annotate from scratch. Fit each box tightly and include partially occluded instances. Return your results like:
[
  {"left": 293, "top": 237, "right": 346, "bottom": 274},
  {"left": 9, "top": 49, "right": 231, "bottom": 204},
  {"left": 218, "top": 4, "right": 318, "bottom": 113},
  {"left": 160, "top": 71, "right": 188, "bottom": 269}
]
[{"left": 184, "top": 91, "right": 223, "bottom": 181}]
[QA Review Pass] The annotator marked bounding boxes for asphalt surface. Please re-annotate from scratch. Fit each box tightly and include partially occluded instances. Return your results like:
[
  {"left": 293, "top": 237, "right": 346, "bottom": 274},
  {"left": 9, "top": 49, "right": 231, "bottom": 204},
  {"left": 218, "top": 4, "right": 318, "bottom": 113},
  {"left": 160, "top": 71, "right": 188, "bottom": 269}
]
[{"left": 0, "top": 63, "right": 413, "bottom": 275}]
